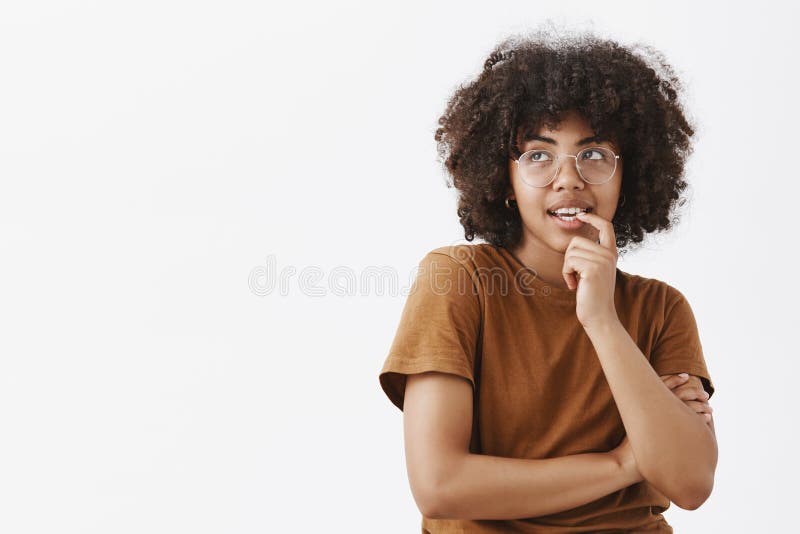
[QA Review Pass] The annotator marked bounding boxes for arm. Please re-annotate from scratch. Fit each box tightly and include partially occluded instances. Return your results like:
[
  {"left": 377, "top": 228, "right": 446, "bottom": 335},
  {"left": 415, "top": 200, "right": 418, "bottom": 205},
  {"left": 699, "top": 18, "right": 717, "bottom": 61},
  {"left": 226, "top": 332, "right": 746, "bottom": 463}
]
[
  {"left": 564, "top": 212, "right": 718, "bottom": 510},
  {"left": 584, "top": 321, "right": 718, "bottom": 509},
  {"left": 429, "top": 446, "right": 637, "bottom": 520},
  {"left": 403, "top": 371, "right": 641, "bottom": 520}
]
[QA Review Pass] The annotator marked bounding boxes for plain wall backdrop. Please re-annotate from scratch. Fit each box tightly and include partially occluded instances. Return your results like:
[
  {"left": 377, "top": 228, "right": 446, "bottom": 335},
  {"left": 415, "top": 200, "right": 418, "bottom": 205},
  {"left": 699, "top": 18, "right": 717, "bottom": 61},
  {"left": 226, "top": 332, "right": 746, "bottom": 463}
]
[{"left": 0, "top": 1, "right": 796, "bottom": 532}]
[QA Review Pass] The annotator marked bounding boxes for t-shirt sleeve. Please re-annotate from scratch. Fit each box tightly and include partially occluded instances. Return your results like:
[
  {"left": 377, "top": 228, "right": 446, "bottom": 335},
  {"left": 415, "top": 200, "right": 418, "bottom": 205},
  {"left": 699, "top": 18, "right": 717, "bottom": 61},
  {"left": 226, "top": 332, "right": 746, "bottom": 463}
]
[
  {"left": 378, "top": 251, "right": 482, "bottom": 411},
  {"left": 649, "top": 290, "right": 715, "bottom": 399}
]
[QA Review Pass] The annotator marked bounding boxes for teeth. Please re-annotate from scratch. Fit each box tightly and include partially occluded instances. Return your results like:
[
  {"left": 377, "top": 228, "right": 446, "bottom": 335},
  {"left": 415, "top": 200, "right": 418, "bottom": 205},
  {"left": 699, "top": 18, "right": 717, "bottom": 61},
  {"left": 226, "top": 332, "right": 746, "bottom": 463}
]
[
  {"left": 547, "top": 206, "right": 590, "bottom": 222},
  {"left": 550, "top": 207, "right": 589, "bottom": 215}
]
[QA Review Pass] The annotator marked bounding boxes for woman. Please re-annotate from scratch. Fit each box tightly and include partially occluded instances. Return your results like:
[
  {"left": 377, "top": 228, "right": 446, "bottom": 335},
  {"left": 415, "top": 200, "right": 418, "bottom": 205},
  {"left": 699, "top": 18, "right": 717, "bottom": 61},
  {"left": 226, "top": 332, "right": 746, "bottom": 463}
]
[{"left": 378, "top": 28, "right": 717, "bottom": 533}]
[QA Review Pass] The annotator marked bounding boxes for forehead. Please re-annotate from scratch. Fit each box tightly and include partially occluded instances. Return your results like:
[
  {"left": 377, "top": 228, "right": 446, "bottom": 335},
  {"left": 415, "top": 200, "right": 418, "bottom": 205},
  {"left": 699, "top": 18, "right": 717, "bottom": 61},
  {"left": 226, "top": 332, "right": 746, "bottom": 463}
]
[
  {"left": 517, "top": 114, "right": 617, "bottom": 150},
  {"left": 520, "top": 112, "right": 596, "bottom": 142}
]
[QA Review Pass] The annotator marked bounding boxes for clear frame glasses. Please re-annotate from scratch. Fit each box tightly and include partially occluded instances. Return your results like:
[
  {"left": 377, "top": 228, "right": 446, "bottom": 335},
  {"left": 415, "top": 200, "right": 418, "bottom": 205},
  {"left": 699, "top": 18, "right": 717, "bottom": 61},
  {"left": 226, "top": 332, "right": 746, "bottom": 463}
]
[{"left": 513, "top": 146, "right": 620, "bottom": 188}]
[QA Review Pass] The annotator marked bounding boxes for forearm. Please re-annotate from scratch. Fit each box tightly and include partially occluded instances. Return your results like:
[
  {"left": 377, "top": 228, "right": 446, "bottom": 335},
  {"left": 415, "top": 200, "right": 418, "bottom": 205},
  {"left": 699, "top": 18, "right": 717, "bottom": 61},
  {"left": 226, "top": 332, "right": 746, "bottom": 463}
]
[
  {"left": 584, "top": 319, "right": 718, "bottom": 508},
  {"left": 429, "top": 450, "right": 640, "bottom": 520}
]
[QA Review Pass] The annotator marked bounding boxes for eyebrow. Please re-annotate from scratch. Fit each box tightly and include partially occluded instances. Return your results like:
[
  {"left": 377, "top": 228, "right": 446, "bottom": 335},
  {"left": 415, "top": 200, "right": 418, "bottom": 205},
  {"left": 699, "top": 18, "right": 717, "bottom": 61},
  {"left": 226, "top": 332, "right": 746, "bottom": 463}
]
[{"left": 523, "top": 134, "right": 606, "bottom": 146}]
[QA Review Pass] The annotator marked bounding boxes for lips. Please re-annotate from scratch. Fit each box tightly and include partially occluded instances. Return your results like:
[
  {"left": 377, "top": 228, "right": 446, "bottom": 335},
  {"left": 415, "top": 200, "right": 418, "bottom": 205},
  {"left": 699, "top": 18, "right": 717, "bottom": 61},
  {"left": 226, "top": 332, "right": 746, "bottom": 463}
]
[
  {"left": 546, "top": 199, "right": 594, "bottom": 212},
  {"left": 546, "top": 198, "right": 594, "bottom": 219},
  {"left": 547, "top": 211, "right": 587, "bottom": 230},
  {"left": 546, "top": 206, "right": 594, "bottom": 217}
]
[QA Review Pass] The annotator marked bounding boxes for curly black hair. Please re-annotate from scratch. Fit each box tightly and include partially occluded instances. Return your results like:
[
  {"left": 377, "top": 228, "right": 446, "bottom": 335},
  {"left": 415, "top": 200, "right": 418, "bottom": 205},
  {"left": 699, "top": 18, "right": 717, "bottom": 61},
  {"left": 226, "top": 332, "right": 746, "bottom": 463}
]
[{"left": 434, "top": 27, "right": 697, "bottom": 255}]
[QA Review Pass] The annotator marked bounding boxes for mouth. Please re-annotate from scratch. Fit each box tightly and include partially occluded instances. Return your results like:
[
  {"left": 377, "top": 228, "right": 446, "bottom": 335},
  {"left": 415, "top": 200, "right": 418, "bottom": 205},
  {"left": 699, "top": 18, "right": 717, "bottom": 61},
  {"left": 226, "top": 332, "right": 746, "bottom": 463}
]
[{"left": 546, "top": 206, "right": 593, "bottom": 222}]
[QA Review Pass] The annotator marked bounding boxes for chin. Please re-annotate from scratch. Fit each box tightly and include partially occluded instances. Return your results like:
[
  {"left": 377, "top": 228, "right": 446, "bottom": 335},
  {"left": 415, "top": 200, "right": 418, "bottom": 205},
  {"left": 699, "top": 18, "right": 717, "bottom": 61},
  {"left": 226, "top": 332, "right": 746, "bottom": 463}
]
[
  {"left": 550, "top": 238, "right": 572, "bottom": 253},
  {"left": 532, "top": 231, "right": 569, "bottom": 252},
  {"left": 545, "top": 227, "right": 591, "bottom": 252}
]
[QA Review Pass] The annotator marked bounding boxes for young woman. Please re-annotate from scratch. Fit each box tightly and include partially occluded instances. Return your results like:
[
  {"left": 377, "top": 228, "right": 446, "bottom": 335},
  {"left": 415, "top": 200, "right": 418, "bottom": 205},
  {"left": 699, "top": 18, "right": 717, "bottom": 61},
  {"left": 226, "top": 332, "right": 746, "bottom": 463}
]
[{"left": 379, "top": 29, "right": 717, "bottom": 533}]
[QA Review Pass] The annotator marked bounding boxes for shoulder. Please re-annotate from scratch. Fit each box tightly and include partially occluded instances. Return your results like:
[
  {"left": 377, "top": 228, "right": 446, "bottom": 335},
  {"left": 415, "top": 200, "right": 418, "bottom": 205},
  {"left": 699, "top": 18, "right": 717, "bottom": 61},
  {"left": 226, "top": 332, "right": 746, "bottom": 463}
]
[
  {"left": 413, "top": 243, "right": 506, "bottom": 298},
  {"left": 615, "top": 269, "right": 690, "bottom": 313},
  {"left": 424, "top": 243, "right": 504, "bottom": 272}
]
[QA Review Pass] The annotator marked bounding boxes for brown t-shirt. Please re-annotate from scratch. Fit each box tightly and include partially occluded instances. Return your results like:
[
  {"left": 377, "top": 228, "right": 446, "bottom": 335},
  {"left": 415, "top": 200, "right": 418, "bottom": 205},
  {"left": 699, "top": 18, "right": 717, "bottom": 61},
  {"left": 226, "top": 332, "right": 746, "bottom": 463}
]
[{"left": 378, "top": 243, "right": 715, "bottom": 534}]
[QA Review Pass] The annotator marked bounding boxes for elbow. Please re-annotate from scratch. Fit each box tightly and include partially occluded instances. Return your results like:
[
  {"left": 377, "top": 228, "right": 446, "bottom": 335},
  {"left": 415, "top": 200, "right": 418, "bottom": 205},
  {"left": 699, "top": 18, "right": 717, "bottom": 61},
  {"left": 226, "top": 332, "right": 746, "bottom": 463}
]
[
  {"left": 409, "top": 472, "right": 442, "bottom": 518},
  {"left": 638, "top": 436, "right": 717, "bottom": 511},
  {"left": 672, "top": 475, "right": 715, "bottom": 511},
  {"left": 410, "top": 461, "right": 461, "bottom": 520},
  {"left": 674, "top": 492, "right": 708, "bottom": 511},
  {"left": 409, "top": 450, "right": 471, "bottom": 519},
  {"left": 639, "top": 463, "right": 715, "bottom": 511},
  {"left": 413, "top": 480, "right": 441, "bottom": 519},
  {"left": 420, "top": 499, "right": 446, "bottom": 520},
  {"left": 415, "top": 481, "right": 454, "bottom": 519},
  {"left": 417, "top": 464, "right": 469, "bottom": 519}
]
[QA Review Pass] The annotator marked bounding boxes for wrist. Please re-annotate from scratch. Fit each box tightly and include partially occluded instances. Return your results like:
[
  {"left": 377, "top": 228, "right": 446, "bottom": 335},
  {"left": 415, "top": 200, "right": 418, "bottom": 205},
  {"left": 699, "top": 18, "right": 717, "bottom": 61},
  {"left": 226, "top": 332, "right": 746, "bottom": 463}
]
[
  {"left": 582, "top": 316, "right": 623, "bottom": 338},
  {"left": 611, "top": 452, "right": 644, "bottom": 486}
]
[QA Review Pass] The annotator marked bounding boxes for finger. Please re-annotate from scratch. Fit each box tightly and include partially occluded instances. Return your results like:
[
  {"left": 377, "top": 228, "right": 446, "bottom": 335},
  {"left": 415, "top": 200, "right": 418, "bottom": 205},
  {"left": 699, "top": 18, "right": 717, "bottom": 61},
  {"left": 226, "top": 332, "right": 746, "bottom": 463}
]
[
  {"left": 562, "top": 256, "right": 586, "bottom": 290},
  {"left": 575, "top": 211, "right": 617, "bottom": 252},
  {"left": 675, "top": 387, "right": 710, "bottom": 402},
  {"left": 563, "top": 247, "right": 607, "bottom": 265},
  {"left": 661, "top": 374, "right": 690, "bottom": 389},
  {"left": 661, "top": 373, "right": 688, "bottom": 384},
  {"left": 562, "top": 256, "right": 597, "bottom": 289},
  {"left": 703, "top": 413, "right": 713, "bottom": 423},
  {"left": 564, "top": 271, "right": 578, "bottom": 290},
  {"left": 685, "top": 400, "right": 713, "bottom": 414},
  {"left": 686, "top": 387, "right": 710, "bottom": 401},
  {"left": 567, "top": 236, "right": 617, "bottom": 260}
]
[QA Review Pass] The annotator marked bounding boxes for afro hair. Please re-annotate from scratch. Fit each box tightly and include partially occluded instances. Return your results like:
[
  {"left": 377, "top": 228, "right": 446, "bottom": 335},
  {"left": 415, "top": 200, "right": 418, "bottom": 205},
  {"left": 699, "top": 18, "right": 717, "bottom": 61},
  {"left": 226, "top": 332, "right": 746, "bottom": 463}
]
[{"left": 434, "top": 26, "right": 698, "bottom": 254}]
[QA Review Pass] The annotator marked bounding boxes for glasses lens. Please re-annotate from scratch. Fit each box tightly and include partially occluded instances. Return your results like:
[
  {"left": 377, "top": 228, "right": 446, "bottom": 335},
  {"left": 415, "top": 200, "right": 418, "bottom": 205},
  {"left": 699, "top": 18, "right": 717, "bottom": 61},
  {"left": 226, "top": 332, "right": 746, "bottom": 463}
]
[
  {"left": 518, "top": 148, "right": 617, "bottom": 186},
  {"left": 518, "top": 150, "right": 557, "bottom": 187},
  {"left": 578, "top": 147, "right": 616, "bottom": 184}
]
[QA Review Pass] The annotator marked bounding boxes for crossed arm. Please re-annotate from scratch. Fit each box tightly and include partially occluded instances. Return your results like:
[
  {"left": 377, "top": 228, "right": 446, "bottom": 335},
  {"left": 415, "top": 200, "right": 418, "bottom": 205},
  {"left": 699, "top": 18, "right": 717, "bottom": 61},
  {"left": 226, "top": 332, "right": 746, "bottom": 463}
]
[
  {"left": 583, "top": 320, "right": 718, "bottom": 509},
  {"left": 403, "top": 370, "right": 715, "bottom": 520}
]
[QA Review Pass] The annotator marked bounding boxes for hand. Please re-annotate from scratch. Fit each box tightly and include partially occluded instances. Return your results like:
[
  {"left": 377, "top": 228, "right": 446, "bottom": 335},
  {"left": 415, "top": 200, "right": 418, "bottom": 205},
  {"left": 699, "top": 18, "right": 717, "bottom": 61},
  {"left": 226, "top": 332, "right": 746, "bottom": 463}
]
[
  {"left": 660, "top": 373, "right": 714, "bottom": 425},
  {"left": 565, "top": 211, "right": 619, "bottom": 329}
]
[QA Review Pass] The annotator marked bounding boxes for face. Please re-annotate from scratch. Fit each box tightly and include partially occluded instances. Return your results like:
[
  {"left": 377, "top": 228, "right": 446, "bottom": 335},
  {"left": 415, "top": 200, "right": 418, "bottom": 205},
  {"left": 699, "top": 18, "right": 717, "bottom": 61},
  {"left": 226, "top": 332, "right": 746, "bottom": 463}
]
[{"left": 508, "top": 110, "right": 622, "bottom": 253}]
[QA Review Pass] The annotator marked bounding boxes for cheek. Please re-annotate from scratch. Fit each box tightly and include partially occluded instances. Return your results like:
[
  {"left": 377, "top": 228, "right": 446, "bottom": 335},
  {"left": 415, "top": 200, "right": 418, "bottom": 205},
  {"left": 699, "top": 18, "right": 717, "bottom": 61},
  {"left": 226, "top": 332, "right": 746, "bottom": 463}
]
[
  {"left": 522, "top": 206, "right": 554, "bottom": 234},
  {"left": 600, "top": 181, "right": 623, "bottom": 218},
  {"left": 602, "top": 201, "right": 619, "bottom": 220},
  {"left": 515, "top": 193, "right": 548, "bottom": 218}
]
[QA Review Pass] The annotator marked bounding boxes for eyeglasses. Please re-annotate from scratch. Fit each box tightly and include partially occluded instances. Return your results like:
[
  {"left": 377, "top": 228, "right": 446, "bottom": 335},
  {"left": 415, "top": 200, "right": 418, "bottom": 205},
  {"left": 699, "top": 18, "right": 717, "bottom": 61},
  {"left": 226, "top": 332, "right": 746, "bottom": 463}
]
[{"left": 512, "top": 146, "right": 620, "bottom": 188}]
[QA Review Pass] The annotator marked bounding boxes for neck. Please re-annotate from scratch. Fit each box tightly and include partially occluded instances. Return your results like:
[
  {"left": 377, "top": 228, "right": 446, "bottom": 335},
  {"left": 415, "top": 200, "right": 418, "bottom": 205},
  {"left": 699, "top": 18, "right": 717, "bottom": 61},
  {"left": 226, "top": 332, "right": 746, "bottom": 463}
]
[{"left": 510, "top": 232, "right": 572, "bottom": 290}]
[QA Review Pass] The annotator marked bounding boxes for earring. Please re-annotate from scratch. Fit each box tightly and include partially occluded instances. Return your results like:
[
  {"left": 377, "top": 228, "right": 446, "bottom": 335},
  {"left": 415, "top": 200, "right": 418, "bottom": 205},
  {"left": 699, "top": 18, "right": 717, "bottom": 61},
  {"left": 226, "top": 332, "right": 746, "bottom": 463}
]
[
  {"left": 619, "top": 193, "right": 626, "bottom": 207},
  {"left": 505, "top": 197, "right": 516, "bottom": 209}
]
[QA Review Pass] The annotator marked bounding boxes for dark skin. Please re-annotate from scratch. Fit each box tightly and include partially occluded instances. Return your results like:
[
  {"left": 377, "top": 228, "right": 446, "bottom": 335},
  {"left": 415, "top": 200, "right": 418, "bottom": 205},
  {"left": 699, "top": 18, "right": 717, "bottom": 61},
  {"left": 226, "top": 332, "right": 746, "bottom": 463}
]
[
  {"left": 615, "top": 373, "right": 714, "bottom": 488},
  {"left": 508, "top": 110, "right": 622, "bottom": 291},
  {"left": 508, "top": 111, "right": 716, "bottom": 505},
  {"left": 574, "top": 208, "right": 716, "bottom": 506}
]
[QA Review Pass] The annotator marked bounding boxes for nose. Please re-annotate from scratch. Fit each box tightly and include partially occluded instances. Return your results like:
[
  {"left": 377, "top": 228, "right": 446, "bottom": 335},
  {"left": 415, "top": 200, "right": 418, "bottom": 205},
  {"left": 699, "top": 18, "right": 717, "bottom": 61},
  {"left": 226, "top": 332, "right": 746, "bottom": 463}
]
[{"left": 551, "top": 155, "right": 585, "bottom": 190}]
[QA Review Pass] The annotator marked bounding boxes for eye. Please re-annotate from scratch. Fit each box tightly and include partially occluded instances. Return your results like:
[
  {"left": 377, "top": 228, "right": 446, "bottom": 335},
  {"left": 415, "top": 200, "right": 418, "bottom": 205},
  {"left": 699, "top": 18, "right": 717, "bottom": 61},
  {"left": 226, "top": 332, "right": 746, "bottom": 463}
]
[
  {"left": 524, "top": 150, "right": 553, "bottom": 162},
  {"left": 581, "top": 149, "right": 603, "bottom": 160}
]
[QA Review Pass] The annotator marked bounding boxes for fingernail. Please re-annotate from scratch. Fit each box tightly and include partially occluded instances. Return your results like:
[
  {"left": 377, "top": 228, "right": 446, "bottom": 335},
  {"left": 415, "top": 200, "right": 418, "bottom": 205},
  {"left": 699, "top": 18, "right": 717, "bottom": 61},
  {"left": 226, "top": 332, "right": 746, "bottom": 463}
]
[{"left": 678, "top": 373, "right": 689, "bottom": 379}]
